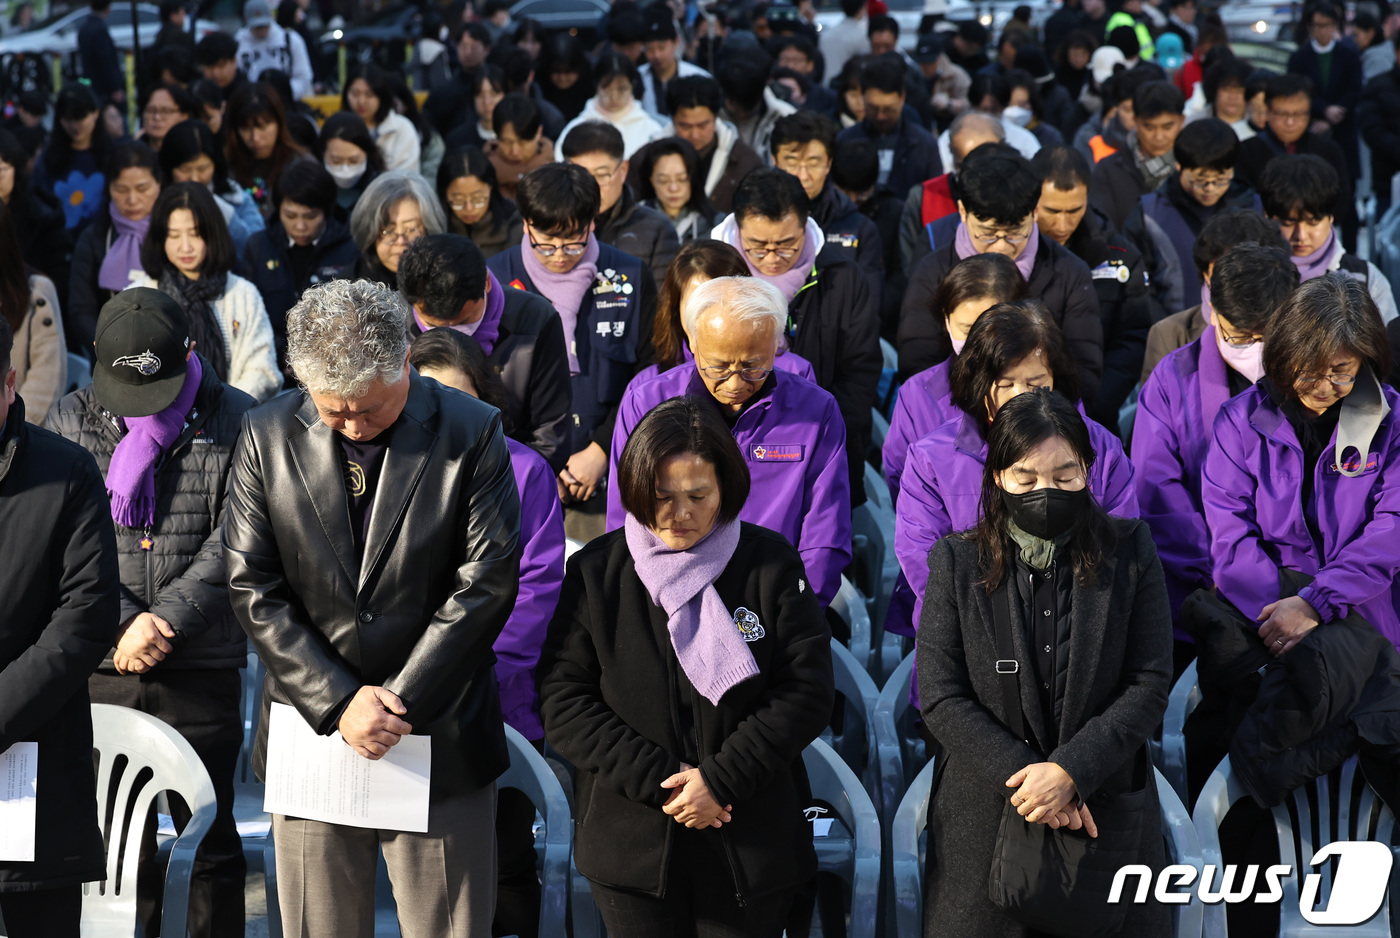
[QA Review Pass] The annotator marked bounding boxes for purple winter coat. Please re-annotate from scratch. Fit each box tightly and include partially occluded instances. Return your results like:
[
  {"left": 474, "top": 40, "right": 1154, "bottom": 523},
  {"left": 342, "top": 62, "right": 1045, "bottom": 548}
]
[
  {"left": 631, "top": 342, "right": 816, "bottom": 387},
  {"left": 883, "top": 359, "right": 954, "bottom": 502},
  {"left": 1132, "top": 325, "right": 1241, "bottom": 627},
  {"left": 1202, "top": 381, "right": 1400, "bottom": 648},
  {"left": 497, "top": 438, "right": 566, "bottom": 740},
  {"left": 605, "top": 366, "right": 853, "bottom": 606}
]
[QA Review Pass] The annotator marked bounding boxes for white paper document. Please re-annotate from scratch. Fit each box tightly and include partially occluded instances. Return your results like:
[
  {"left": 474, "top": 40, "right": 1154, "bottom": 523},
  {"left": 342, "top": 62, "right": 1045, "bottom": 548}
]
[
  {"left": 263, "top": 703, "right": 431, "bottom": 832},
  {"left": 0, "top": 742, "right": 37, "bottom": 862}
]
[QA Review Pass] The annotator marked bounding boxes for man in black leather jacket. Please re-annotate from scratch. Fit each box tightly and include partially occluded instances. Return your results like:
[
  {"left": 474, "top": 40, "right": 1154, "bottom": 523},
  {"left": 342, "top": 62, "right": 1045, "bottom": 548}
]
[{"left": 222, "top": 278, "right": 521, "bottom": 937}]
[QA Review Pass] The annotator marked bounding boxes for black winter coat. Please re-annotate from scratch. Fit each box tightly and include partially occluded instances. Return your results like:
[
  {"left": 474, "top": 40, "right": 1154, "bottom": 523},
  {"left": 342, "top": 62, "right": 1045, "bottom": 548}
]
[
  {"left": 46, "top": 357, "right": 256, "bottom": 671},
  {"left": 410, "top": 286, "right": 573, "bottom": 473},
  {"left": 596, "top": 186, "right": 680, "bottom": 288},
  {"left": 897, "top": 225, "right": 1105, "bottom": 403},
  {"left": 223, "top": 372, "right": 521, "bottom": 797},
  {"left": 1238, "top": 127, "right": 1353, "bottom": 223},
  {"left": 837, "top": 117, "right": 944, "bottom": 203},
  {"left": 0, "top": 397, "right": 117, "bottom": 888},
  {"left": 1358, "top": 67, "right": 1400, "bottom": 206},
  {"left": 67, "top": 212, "right": 117, "bottom": 355},
  {"left": 77, "top": 13, "right": 123, "bottom": 100},
  {"left": 539, "top": 523, "right": 834, "bottom": 899},
  {"left": 1088, "top": 148, "right": 1158, "bottom": 233},
  {"left": 810, "top": 181, "right": 885, "bottom": 309}
]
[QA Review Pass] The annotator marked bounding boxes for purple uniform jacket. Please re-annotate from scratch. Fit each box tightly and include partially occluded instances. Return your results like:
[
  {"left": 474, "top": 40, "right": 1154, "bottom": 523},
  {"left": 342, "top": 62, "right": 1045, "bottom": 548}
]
[
  {"left": 605, "top": 366, "right": 853, "bottom": 606},
  {"left": 1132, "top": 326, "right": 1239, "bottom": 627},
  {"left": 883, "top": 359, "right": 955, "bottom": 502},
  {"left": 1202, "top": 382, "right": 1400, "bottom": 648},
  {"left": 497, "top": 437, "right": 566, "bottom": 740},
  {"left": 631, "top": 343, "right": 817, "bottom": 387}
]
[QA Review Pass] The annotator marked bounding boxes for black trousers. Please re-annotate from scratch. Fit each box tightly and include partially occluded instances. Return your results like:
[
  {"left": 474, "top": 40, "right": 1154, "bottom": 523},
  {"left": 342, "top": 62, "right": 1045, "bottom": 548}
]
[
  {"left": 0, "top": 884, "right": 82, "bottom": 937},
  {"left": 494, "top": 781, "right": 541, "bottom": 938},
  {"left": 588, "top": 830, "right": 794, "bottom": 938},
  {"left": 89, "top": 667, "right": 247, "bottom": 938}
]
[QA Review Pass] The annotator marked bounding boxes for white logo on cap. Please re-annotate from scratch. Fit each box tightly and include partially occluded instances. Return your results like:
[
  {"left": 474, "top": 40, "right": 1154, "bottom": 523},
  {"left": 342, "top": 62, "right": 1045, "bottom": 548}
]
[{"left": 112, "top": 350, "right": 163, "bottom": 376}]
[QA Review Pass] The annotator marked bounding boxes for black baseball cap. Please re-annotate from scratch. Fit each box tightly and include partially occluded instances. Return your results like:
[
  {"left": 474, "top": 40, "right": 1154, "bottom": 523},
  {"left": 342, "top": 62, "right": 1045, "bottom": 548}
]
[
  {"left": 914, "top": 33, "right": 944, "bottom": 64},
  {"left": 93, "top": 288, "right": 192, "bottom": 418},
  {"left": 643, "top": 4, "right": 678, "bottom": 40}
]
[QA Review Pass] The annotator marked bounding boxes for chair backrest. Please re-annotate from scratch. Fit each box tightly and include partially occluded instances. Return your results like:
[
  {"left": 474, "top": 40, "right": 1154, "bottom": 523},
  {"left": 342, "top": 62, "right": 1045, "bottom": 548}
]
[
  {"left": 871, "top": 408, "right": 891, "bottom": 454},
  {"left": 863, "top": 461, "right": 892, "bottom": 514},
  {"left": 890, "top": 757, "right": 935, "bottom": 938},
  {"left": 497, "top": 725, "right": 572, "bottom": 938},
  {"left": 1156, "top": 767, "right": 1205, "bottom": 938},
  {"left": 831, "top": 574, "right": 874, "bottom": 672},
  {"left": 236, "top": 652, "right": 265, "bottom": 791},
  {"left": 84, "top": 704, "right": 218, "bottom": 938},
  {"left": 801, "top": 738, "right": 882, "bottom": 938},
  {"left": 851, "top": 502, "right": 892, "bottom": 646},
  {"left": 829, "top": 637, "right": 884, "bottom": 814},
  {"left": 1158, "top": 659, "right": 1201, "bottom": 804},
  {"left": 880, "top": 337, "right": 898, "bottom": 374},
  {"left": 874, "top": 653, "right": 926, "bottom": 812}
]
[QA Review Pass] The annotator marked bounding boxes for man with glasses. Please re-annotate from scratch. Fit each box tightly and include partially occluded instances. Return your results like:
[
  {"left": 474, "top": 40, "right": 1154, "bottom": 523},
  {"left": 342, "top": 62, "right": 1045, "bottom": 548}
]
[
  {"left": 837, "top": 55, "right": 942, "bottom": 201},
  {"left": 1133, "top": 243, "right": 1298, "bottom": 625},
  {"left": 604, "top": 275, "right": 852, "bottom": 607},
  {"left": 713, "top": 168, "right": 880, "bottom": 510},
  {"left": 488, "top": 162, "right": 656, "bottom": 540},
  {"left": 562, "top": 121, "right": 678, "bottom": 286},
  {"left": 898, "top": 144, "right": 1104, "bottom": 405}
]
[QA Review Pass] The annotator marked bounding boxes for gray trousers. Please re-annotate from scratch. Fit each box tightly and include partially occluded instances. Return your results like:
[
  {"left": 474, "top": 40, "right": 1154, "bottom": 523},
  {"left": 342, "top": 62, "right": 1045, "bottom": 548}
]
[{"left": 273, "top": 782, "right": 498, "bottom": 938}]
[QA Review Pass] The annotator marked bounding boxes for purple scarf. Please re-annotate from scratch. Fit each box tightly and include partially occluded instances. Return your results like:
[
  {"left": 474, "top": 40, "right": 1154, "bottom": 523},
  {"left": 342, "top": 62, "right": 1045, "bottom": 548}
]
[
  {"left": 624, "top": 513, "right": 759, "bottom": 705},
  {"left": 98, "top": 202, "right": 151, "bottom": 292},
  {"left": 954, "top": 220, "right": 1040, "bottom": 281},
  {"left": 1200, "top": 281, "right": 1213, "bottom": 323},
  {"left": 107, "top": 355, "right": 202, "bottom": 529},
  {"left": 521, "top": 235, "right": 600, "bottom": 374},
  {"left": 728, "top": 218, "right": 820, "bottom": 304},
  {"left": 1291, "top": 226, "right": 1338, "bottom": 282},
  {"left": 413, "top": 270, "right": 507, "bottom": 354}
]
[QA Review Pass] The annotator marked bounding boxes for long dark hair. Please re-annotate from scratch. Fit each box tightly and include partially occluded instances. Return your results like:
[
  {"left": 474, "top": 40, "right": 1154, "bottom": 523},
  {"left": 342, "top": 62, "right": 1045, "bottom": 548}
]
[
  {"left": 140, "top": 181, "right": 235, "bottom": 281},
  {"left": 159, "top": 119, "right": 233, "bottom": 196},
  {"left": 949, "top": 301, "right": 1080, "bottom": 432},
  {"left": 930, "top": 253, "right": 1027, "bottom": 357},
  {"left": 0, "top": 130, "right": 33, "bottom": 219},
  {"left": 0, "top": 200, "right": 31, "bottom": 332},
  {"left": 44, "top": 83, "right": 111, "bottom": 182},
  {"left": 342, "top": 63, "right": 394, "bottom": 124},
  {"left": 655, "top": 240, "right": 748, "bottom": 368},
  {"left": 435, "top": 145, "right": 511, "bottom": 235},
  {"left": 635, "top": 137, "right": 716, "bottom": 219},
  {"left": 974, "top": 388, "right": 1114, "bottom": 591},
  {"left": 225, "top": 82, "right": 306, "bottom": 190},
  {"left": 319, "top": 111, "right": 387, "bottom": 173}
]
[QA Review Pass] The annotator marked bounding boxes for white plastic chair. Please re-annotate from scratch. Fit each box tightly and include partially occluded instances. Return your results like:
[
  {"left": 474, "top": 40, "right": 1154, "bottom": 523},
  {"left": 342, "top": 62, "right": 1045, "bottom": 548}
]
[
  {"left": 871, "top": 407, "right": 891, "bottom": 453},
  {"left": 1192, "top": 754, "right": 1395, "bottom": 937},
  {"left": 863, "top": 461, "right": 892, "bottom": 514},
  {"left": 827, "top": 637, "right": 884, "bottom": 816},
  {"left": 1159, "top": 766, "right": 1206, "bottom": 938},
  {"left": 497, "top": 725, "right": 572, "bottom": 938},
  {"left": 830, "top": 574, "right": 874, "bottom": 673},
  {"left": 1159, "top": 659, "right": 1202, "bottom": 803},
  {"left": 803, "top": 738, "right": 882, "bottom": 938},
  {"left": 84, "top": 704, "right": 218, "bottom": 938},
  {"left": 880, "top": 338, "right": 898, "bottom": 374}
]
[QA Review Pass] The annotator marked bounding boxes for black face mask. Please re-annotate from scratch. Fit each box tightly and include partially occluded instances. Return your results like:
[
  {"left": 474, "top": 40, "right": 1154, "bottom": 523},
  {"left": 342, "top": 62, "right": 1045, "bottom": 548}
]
[{"left": 998, "top": 486, "right": 1089, "bottom": 540}]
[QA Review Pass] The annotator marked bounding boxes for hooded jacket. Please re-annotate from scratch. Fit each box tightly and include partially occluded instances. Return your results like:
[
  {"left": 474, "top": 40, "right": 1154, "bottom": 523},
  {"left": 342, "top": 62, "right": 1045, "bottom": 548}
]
[
  {"left": 234, "top": 21, "right": 314, "bottom": 98},
  {"left": 809, "top": 181, "right": 885, "bottom": 306},
  {"left": 556, "top": 99, "right": 665, "bottom": 160},
  {"left": 724, "top": 87, "right": 797, "bottom": 169},
  {"left": 595, "top": 185, "right": 680, "bottom": 287},
  {"left": 47, "top": 357, "right": 256, "bottom": 670}
]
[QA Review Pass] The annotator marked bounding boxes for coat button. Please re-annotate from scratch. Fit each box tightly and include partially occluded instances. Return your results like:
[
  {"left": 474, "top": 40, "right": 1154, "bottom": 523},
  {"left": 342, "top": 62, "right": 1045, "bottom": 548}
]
[
  {"left": 1042, "top": 609, "right": 1050, "bottom": 617},
  {"left": 42, "top": 317, "right": 52, "bottom": 326},
  {"left": 359, "top": 611, "right": 373, "bottom": 623},
  {"left": 1043, "top": 645, "right": 1051, "bottom": 653}
]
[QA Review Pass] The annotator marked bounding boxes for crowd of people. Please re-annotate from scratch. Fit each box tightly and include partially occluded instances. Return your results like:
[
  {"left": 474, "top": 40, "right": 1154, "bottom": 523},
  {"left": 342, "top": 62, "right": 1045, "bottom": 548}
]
[{"left": 3, "top": 0, "right": 1400, "bottom": 935}]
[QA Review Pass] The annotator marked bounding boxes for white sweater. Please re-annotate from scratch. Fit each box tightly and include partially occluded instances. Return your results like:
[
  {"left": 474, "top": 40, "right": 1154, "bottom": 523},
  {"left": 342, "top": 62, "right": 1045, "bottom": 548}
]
[
  {"left": 372, "top": 110, "right": 423, "bottom": 174},
  {"left": 126, "top": 273, "right": 283, "bottom": 403},
  {"left": 555, "top": 98, "right": 664, "bottom": 161}
]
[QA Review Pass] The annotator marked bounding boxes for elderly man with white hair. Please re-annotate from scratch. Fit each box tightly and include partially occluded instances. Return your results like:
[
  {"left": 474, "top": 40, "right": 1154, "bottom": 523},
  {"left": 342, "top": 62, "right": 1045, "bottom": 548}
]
[
  {"left": 604, "top": 275, "right": 852, "bottom": 607},
  {"left": 221, "top": 278, "right": 521, "bottom": 938}
]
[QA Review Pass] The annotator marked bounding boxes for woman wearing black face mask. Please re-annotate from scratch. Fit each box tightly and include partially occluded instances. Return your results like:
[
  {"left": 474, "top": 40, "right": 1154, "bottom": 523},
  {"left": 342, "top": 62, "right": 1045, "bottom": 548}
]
[{"left": 917, "top": 387, "right": 1174, "bottom": 938}]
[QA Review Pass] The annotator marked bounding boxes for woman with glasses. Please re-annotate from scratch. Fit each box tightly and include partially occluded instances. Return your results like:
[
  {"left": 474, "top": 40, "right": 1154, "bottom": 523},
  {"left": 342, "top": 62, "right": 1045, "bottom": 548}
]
[
  {"left": 318, "top": 112, "right": 385, "bottom": 216},
  {"left": 554, "top": 53, "right": 663, "bottom": 161},
  {"left": 437, "top": 145, "right": 523, "bottom": 261},
  {"left": 137, "top": 82, "right": 197, "bottom": 153},
  {"left": 635, "top": 138, "right": 720, "bottom": 245},
  {"left": 342, "top": 63, "right": 421, "bottom": 174},
  {"left": 1203, "top": 273, "right": 1400, "bottom": 654},
  {"left": 486, "top": 162, "right": 656, "bottom": 540},
  {"left": 895, "top": 302, "right": 1137, "bottom": 646},
  {"left": 349, "top": 171, "right": 447, "bottom": 291}
]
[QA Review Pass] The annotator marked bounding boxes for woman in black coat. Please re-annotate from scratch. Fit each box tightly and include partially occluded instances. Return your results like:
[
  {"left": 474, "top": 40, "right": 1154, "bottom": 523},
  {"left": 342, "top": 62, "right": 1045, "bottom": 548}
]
[
  {"left": 539, "top": 396, "right": 834, "bottom": 936},
  {"left": 917, "top": 388, "right": 1173, "bottom": 938}
]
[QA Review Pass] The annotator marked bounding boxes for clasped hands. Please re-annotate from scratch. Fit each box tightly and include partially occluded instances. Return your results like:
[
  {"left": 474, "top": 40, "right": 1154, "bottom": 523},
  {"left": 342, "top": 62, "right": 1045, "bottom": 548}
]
[
  {"left": 338, "top": 686, "right": 413, "bottom": 760},
  {"left": 661, "top": 762, "right": 733, "bottom": 829},
  {"left": 1006, "top": 762, "right": 1098, "bottom": 837},
  {"left": 1258, "top": 595, "right": 1321, "bottom": 658},
  {"left": 113, "top": 612, "right": 177, "bottom": 674}
]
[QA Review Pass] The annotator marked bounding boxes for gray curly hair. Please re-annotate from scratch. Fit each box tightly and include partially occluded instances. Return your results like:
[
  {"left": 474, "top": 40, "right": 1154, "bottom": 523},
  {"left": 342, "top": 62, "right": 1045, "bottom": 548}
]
[{"left": 286, "top": 279, "right": 410, "bottom": 398}]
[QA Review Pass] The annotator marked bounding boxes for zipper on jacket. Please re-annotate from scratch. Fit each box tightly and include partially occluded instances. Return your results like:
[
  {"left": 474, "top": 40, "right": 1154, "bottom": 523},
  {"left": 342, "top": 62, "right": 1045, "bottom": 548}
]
[{"left": 688, "top": 684, "right": 748, "bottom": 908}]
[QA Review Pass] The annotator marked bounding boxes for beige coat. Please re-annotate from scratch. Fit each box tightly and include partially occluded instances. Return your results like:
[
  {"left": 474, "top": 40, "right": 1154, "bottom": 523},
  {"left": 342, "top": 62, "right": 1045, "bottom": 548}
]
[{"left": 12, "top": 275, "right": 68, "bottom": 421}]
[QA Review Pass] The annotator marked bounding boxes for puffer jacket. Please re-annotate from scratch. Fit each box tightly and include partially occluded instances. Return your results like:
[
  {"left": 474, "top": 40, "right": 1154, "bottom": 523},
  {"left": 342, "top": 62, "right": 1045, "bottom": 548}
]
[{"left": 46, "top": 355, "right": 256, "bottom": 670}]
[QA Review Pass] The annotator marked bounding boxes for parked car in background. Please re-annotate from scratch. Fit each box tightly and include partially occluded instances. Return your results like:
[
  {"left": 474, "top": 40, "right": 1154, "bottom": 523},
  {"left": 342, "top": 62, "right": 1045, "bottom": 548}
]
[{"left": 0, "top": 2, "right": 218, "bottom": 56}]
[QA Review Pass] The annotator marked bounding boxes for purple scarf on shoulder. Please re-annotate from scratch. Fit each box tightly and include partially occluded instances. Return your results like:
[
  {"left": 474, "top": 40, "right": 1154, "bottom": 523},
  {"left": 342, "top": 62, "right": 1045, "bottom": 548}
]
[
  {"left": 106, "top": 356, "right": 202, "bottom": 529},
  {"left": 624, "top": 513, "right": 759, "bottom": 705},
  {"left": 412, "top": 270, "right": 507, "bottom": 354},
  {"left": 1291, "top": 227, "right": 1338, "bottom": 283},
  {"left": 521, "top": 235, "right": 600, "bottom": 374},
  {"left": 98, "top": 201, "right": 151, "bottom": 292},
  {"left": 955, "top": 220, "right": 1040, "bottom": 281}
]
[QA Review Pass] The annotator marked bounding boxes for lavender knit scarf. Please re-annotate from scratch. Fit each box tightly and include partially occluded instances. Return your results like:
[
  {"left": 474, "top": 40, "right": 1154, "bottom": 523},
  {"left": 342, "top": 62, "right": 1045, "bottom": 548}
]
[
  {"left": 107, "top": 355, "right": 202, "bottom": 529},
  {"left": 955, "top": 220, "right": 1040, "bottom": 281},
  {"left": 1292, "top": 226, "right": 1338, "bottom": 283},
  {"left": 521, "top": 235, "right": 599, "bottom": 374},
  {"left": 624, "top": 514, "right": 759, "bottom": 705},
  {"left": 728, "top": 217, "right": 821, "bottom": 304},
  {"left": 98, "top": 202, "right": 150, "bottom": 292}
]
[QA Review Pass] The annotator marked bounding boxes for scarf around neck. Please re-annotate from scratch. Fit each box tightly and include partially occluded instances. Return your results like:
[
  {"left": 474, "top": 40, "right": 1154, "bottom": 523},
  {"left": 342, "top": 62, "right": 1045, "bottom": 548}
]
[
  {"left": 724, "top": 216, "right": 822, "bottom": 304},
  {"left": 413, "top": 269, "right": 506, "bottom": 354},
  {"left": 1291, "top": 226, "right": 1338, "bottom": 282},
  {"left": 1130, "top": 133, "right": 1175, "bottom": 191},
  {"left": 98, "top": 203, "right": 150, "bottom": 292},
  {"left": 1007, "top": 518, "right": 1074, "bottom": 571},
  {"left": 954, "top": 220, "right": 1040, "bottom": 281},
  {"left": 624, "top": 513, "right": 759, "bottom": 705},
  {"left": 521, "top": 234, "right": 599, "bottom": 375},
  {"left": 159, "top": 267, "right": 230, "bottom": 381},
  {"left": 107, "top": 355, "right": 202, "bottom": 529}
]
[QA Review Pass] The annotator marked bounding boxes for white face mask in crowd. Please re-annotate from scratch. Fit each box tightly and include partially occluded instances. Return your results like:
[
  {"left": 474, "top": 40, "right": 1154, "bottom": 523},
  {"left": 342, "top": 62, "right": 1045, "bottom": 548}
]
[
  {"left": 1003, "top": 105, "right": 1033, "bottom": 128},
  {"left": 325, "top": 160, "right": 367, "bottom": 189}
]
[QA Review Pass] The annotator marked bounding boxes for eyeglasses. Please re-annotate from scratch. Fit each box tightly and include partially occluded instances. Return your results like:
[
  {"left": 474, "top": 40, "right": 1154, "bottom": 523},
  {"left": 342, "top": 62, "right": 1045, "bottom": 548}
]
[
  {"left": 448, "top": 195, "right": 491, "bottom": 211},
  {"left": 777, "top": 156, "right": 829, "bottom": 174},
  {"left": 529, "top": 237, "right": 588, "bottom": 257},
  {"left": 1297, "top": 371, "right": 1357, "bottom": 388},
  {"left": 968, "top": 224, "right": 1032, "bottom": 246},
  {"left": 587, "top": 161, "right": 623, "bottom": 187},
  {"left": 1269, "top": 107, "right": 1311, "bottom": 122},
  {"left": 741, "top": 240, "right": 801, "bottom": 261},
  {"left": 377, "top": 223, "right": 425, "bottom": 245},
  {"left": 1218, "top": 331, "right": 1263, "bottom": 349},
  {"left": 1184, "top": 173, "right": 1234, "bottom": 192},
  {"left": 698, "top": 362, "right": 773, "bottom": 382}
]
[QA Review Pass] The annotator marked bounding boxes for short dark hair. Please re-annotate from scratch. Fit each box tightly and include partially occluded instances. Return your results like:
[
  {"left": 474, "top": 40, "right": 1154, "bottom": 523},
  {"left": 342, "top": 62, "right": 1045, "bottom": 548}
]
[
  {"left": 773, "top": 34, "right": 816, "bottom": 64},
  {"left": 195, "top": 30, "right": 237, "bottom": 66},
  {"left": 561, "top": 120, "right": 625, "bottom": 161},
  {"left": 273, "top": 157, "right": 338, "bottom": 215},
  {"left": 1264, "top": 272, "right": 1391, "bottom": 396},
  {"left": 159, "top": 118, "right": 229, "bottom": 194},
  {"left": 957, "top": 144, "right": 1041, "bottom": 226},
  {"left": 950, "top": 300, "right": 1080, "bottom": 427},
  {"left": 141, "top": 181, "right": 236, "bottom": 280},
  {"left": 1108, "top": 24, "right": 1140, "bottom": 58},
  {"left": 159, "top": 0, "right": 183, "bottom": 23},
  {"left": 399, "top": 234, "right": 489, "bottom": 324},
  {"left": 408, "top": 329, "right": 510, "bottom": 423},
  {"left": 731, "top": 167, "right": 810, "bottom": 226},
  {"left": 1173, "top": 117, "right": 1239, "bottom": 172},
  {"left": 319, "top": 111, "right": 386, "bottom": 173},
  {"left": 139, "top": 81, "right": 196, "bottom": 119},
  {"left": 1031, "top": 144, "right": 1092, "bottom": 190},
  {"left": 969, "top": 72, "right": 1011, "bottom": 109},
  {"left": 667, "top": 75, "right": 723, "bottom": 114},
  {"left": 105, "top": 139, "right": 164, "bottom": 192},
  {"left": 515, "top": 162, "right": 600, "bottom": 234},
  {"left": 840, "top": 0, "right": 864, "bottom": 17},
  {"left": 958, "top": 20, "right": 988, "bottom": 45},
  {"left": 1264, "top": 72, "right": 1312, "bottom": 106},
  {"left": 1133, "top": 80, "right": 1185, "bottom": 120},
  {"left": 1202, "top": 56, "right": 1252, "bottom": 106},
  {"left": 868, "top": 14, "right": 898, "bottom": 36},
  {"left": 471, "top": 64, "right": 506, "bottom": 99},
  {"left": 1259, "top": 153, "right": 1339, "bottom": 221},
  {"left": 931, "top": 253, "right": 1028, "bottom": 355},
  {"left": 498, "top": 46, "right": 535, "bottom": 92},
  {"left": 1308, "top": 1, "right": 1341, "bottom": 25},
  {"left": 719, "top": 56, "right": 769, "bottom": 111},
  {"left": 859, "top": 55, "right": 907, "bottom": 95},
  {"left": 1210, "top": 242, "right": 1298, "bottom": 333},
  {"left": 831, "top": 139, "right": 879, "bottom": 193},
  {"left": 617, "top": 396, "right": 751, "bottom": 527},
  {"left": 494, "top": 93, "right": 542, "bottom": 140},
  {"left": 769, "top": 111, "right": 837, "bottom": 159},
  {"left": 1192, "top": 208, "right": 1289, "bottom": 276}
]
